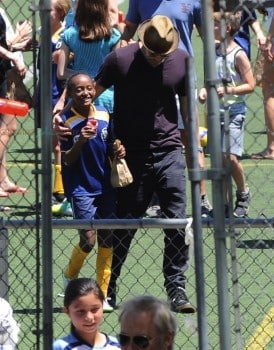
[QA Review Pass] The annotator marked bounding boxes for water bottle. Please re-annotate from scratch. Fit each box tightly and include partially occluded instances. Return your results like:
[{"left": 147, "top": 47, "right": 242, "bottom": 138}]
[{"left": 0, "top": 98, "right": 29, "bottom": 116}]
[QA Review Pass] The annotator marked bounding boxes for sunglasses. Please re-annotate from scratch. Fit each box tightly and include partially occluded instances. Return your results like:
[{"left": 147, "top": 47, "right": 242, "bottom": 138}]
[
  {"left": 117, "top": 333, "right": 151, "bottom": 348},
  {"left": 143, "top": 46, "right": 169, "bottom": 59}
]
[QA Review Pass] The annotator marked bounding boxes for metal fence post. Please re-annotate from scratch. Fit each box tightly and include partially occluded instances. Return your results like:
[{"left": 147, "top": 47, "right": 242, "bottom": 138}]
[
  {"left": 201, "top": 0, "right": 232, "bottom": 349},
  {"left": 0, "top": 220, "right": 9, "bottom": 299},
  {"left": 39, "top": 0, "right": 53, "bottom": 349}
]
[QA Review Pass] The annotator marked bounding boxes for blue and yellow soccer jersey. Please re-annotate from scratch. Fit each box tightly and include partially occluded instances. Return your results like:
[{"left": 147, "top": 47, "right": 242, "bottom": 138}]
[{"left": 60, "top": 105, "right": 113, "bottom": 199}]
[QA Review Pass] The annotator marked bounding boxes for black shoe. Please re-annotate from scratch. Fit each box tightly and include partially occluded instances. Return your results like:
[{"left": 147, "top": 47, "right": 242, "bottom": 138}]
[
  {"left": 52, "top": 192, "right": 65, "bottom": 203},
  {"left": 168, "top": 287, "right": 196, "bottom": 314},
  {"left": 233, "top": 188, "right": 251, "bottom": 218},
  {"left": 201, "top": 194, "right": 213, "bottom": 217}
]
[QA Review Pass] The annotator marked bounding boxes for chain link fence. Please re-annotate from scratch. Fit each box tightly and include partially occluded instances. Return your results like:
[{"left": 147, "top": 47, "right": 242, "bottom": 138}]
[{"left": 1, "top": 0, "right": 274, "bottom": 349}]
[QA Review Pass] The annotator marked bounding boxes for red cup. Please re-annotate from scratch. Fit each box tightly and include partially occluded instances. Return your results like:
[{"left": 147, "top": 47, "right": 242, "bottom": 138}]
[{"left": 87, "top": 118, "right": 98, "bottom": 139}]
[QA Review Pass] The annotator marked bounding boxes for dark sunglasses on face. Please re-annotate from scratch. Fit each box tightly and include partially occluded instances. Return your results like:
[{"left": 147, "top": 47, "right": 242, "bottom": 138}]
[
  {"left": 144, "top": 46, "right": 169, "bottom": 59},
  {"left": 117, "top": 333, "right": 151, "bottom": 348}
]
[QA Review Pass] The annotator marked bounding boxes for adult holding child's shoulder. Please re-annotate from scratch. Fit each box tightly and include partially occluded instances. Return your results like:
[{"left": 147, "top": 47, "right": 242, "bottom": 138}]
[{"left": 95, "top": 15, "right": 196, "bottom": 314}]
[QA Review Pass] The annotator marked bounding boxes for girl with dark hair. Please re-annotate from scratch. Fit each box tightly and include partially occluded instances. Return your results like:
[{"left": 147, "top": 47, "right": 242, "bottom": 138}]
[
  {"left": 56, "top": 0, "right": 121, "bottom": 311},
  {"left": 53, "top": 278, "right": 121, "bottom": 349},
  {"left": 57, "top": 0, "right": 121, "bottom": 114}
]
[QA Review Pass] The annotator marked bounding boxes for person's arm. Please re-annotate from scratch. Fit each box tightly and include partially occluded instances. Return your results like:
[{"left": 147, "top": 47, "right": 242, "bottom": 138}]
[
  {"left": 195, "top": 25, "right": 203, "bottom": 40},
  {"left": 179, "top": 94, "right": 203, "bottom": 165},
  {"left": 94, "top": 82, "right": 107, "bottom": 99},
  {"left": 95, "top": 52, "right": 115, "bottom": 96},
  {"left": 250, "top": 19, "right": 266, "bottom": 48},
  {"left": 0, "top": 45, "right": 26, "bottom": 76},
  {"left": 53, "top": 87, "right": 67, "bottom": 114},
  {"left": 265, "top": 12, "right": 274, "bottom": 61},
  {"left": 8, "top": 20, "right": 32, "bottom": 51},
  {"left": 198, "top": 87, "right": 207, "bottom": 104},
  {"left": 1, "top": 9, "right": 32, "bottom": 51},
  {"left": 63, "top": 133, "right": 87, "bottom": 165},
  {"left": 179, "top": 95, "right": 188, "bottom": 127},
  {"left": 226, "top": 50, "right": 255, "bottom": 95},
  {"left": 120, "top": 20, "right": 138, "bottom": 46},
  {"left": 57, "top": 42, "right": 75, "bottom": 80},
  {"left": 63, "top": 121, "right": 98, "bottom": 165},
  {"left": 53, "top": 111, "right": 72, "bottom": 141}
]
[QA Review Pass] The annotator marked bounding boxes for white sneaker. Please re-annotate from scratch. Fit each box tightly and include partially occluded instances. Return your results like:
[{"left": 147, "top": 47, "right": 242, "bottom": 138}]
[
  {"left": 57, "top": 272, "right": 74, "bottom": 298},
  {"left": 145, "top": 205, "right": 162, "bottom": 218},
  {"left": 103, "top": 298, "right": 114, "bottom": 313},
  {"left": 63, "top": 272, "right": 73, "bottom": 290}
]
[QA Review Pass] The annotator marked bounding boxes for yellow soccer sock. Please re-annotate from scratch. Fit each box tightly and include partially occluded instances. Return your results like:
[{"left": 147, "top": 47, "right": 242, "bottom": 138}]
[
  {"left": 96, "top": 247, "right": 113, "bottom": 297},
  {"left": 64, "top": 244, "right": 90, "bottom": 279},
  {"left": 53, "top": 164, "right": 64, "bottom": 195}
]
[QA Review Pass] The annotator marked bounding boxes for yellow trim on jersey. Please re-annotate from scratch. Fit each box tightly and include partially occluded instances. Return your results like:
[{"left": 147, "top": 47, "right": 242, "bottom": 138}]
[
  {"left": 64, "top": 105, "right": 109, "bottom": 129},
  {"left": 52, "top": 26, "right": 64, "bottom": 44}
]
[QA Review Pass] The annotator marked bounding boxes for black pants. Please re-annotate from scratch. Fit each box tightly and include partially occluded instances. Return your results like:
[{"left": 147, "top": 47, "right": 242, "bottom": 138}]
[{"left": 109, "top": 148, "right": 189, "bottom": 294}]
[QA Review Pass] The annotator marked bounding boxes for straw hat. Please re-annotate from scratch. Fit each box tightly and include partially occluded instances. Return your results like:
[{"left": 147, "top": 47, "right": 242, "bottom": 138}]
[{"left": 138, "top": 15, "right": 179, "bottom": 55}]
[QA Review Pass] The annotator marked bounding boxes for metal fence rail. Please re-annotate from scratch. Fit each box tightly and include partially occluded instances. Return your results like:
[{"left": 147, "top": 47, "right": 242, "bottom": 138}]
[{"left": 1, "top": 220, "right": 274, "bottom": 349}]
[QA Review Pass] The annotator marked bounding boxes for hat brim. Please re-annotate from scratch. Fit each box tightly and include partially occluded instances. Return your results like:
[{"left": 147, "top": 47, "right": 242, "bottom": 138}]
[{"left": 138, "top": 18, "right": 180, "bottom": 55}]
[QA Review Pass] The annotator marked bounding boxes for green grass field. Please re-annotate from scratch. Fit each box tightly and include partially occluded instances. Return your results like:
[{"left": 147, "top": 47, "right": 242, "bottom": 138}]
[{"left": 2, "top": 1, "right": 274, "bottom": 349}]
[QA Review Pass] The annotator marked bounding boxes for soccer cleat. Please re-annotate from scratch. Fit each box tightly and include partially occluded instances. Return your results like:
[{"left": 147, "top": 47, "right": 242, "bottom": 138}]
[
  {"left": 233, "top": 188, "right": 251, "bottom": 218},
  {"left": 201, "top": 194, "right": 213, "bottom": 217},
  {"left": 168, "top": 287, "right": 196, "bottom": 314},
  {"left": 52, "top": 192, "right": 65, "bottom": 203},
  {"left": 52, "top": 199, "right": 73, "bottom": 217},
  {"left": 103, "top": 298, "right": 114, "bottom": 313},
  {"left": 145, "top": 205, "right": 162, "bottom": 218}
]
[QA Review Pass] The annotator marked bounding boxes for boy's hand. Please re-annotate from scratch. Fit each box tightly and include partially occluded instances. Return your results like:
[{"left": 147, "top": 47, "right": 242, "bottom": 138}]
[
  {"left": 53, "top": 114, "right": 71, "bottom": 141},
  {"left": 216, "top": 85, "right": 225, "bottom": 98},
  {"left": 82, "top": 120, "right": 97, "bottom": 140},
  {"left": 198, "top": 87, "right": 207, "bottom": 103}
]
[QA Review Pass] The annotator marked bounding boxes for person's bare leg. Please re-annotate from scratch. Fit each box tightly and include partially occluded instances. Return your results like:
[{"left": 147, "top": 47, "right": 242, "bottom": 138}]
[
  {"left": 0, "top": 115, "right": 16, "bottom": 192},
  {"left": 252, "top": 60, "right": 274, "bottom": 159},
  {"left": 263, "top": 93, "right": 274, "bottom": 157},
  {"left": 0, "top": 114, "right": 26, "bottom": 193},
  {"left": 230, "top": 154, "right": 247, "bottom": 192}
]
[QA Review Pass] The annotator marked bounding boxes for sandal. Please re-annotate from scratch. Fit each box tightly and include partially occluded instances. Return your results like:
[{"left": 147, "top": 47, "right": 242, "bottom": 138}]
[
  {"left": 4, "top": 185, "right": 28, "bottom": 194},
  {"left": 250, "top": 151, "right": 274, "bottom": 160}
]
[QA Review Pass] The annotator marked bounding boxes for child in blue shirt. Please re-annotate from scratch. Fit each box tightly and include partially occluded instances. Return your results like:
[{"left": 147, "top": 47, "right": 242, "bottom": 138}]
[{"left": 59, "top": 73, "right": 125, "bottom": 311}]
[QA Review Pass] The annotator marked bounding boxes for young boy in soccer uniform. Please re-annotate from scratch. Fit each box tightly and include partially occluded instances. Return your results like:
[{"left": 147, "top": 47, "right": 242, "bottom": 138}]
[
  {"left": 59, "top": 72, "right": 125, "bottom": 311},
  {"left": 199, "top": 11, "right": 255, "bottom": 217}
]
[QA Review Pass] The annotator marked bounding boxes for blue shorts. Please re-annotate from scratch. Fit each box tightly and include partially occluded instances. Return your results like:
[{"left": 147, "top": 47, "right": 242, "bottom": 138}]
[
  {"left": 221, "top": 113, "right": 245, "bottom": 157},
  {"left": 71, "top": 190, "right": 116, "bottom": 220}
]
